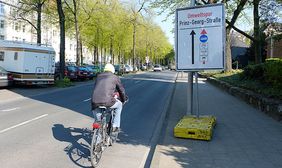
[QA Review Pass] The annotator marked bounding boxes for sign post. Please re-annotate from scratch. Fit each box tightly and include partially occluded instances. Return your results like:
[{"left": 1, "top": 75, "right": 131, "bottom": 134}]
[
  {"left": 176, "top": 3, "right": 226, "bottom": 116},
  {"left": 173, "top": 2, "right": 225, "bottom": 141},
  {"left": 187, "top": 0, "right": 195, "bottom": 116}
]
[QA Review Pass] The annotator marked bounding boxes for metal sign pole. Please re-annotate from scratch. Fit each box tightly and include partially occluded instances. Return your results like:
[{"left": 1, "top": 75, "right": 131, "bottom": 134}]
[
  {"left": 195, "top": 72, "right": 200, "bottom": 118},
  {"left": 187, "top": 0, "right": 195, "bottom": 116},
  {"left": 187, "top": 72, "right": 193, "bottom": 115}
]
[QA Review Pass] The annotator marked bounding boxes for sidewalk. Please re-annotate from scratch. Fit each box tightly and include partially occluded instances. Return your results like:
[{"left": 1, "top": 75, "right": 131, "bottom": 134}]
[{"left": 151, "top": 72, "right": 282, "bottom": 168}]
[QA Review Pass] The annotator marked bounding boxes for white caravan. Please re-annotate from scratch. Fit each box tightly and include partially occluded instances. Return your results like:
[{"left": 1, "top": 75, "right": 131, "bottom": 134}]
[{"left": 0, "top": 40, "right": 55, "bottom": 85}]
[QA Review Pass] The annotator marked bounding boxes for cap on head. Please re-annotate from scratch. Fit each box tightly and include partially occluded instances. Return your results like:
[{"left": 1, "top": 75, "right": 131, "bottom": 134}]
[{"left": 104, "top": 63, "right": 115, "bottom": 73}]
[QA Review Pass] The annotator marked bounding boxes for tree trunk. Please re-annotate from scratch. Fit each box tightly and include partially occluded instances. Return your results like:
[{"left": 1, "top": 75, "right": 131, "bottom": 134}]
[
  {"left": 36, "top": 3, "right": 42, "bottom": 45},
  {"left": 72, "top": 0, "right": 82, "bottom": 66},
  {"left": 56, "top": 0, "right": 65, "bottom": 79},
  {"left": 226, "top": 28, "right": 232, "bottom": 72},
  {"left": 93, "top": 46, "right": 95, "bottom": 64},
  {"left": 253, "top": 0, "right": 262, "bottom": 64},
  {"left": 94, "top": 45, "right": 98, "bottom": 64},
  {"left": 118, "top": 47, "right": 121, "bottom": 64},
  {"left": 224, "top": 0, "right": 248, "bottom": 72},
  {"left": 80, "top": 39, "right": 83, "bottom": 65},
  {"left": 132, "top": 21, "right": 136, "bottom": 69},
  {"left": 104, "top": 48, "right": 107, "bottom": 63},
  {"left": 110, "top": 36, "right": 113, "bottom": 64},
  {"left": 100, "top": 46, "right": 103, "bottom": 64}
]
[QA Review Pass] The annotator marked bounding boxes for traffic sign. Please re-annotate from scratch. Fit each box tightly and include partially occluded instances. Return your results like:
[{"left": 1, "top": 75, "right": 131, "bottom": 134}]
[
  {"left": 199, "top": 35, "right": 208, "bottom": 43},
  {"left": 176, "top": 4, "right": 226, "bottom": 71}
]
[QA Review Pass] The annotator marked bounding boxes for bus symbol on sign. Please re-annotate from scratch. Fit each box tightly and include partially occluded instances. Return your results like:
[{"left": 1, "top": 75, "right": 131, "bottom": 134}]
[{"left": 200, "top": 35, "right": 208, "bottom": 43}]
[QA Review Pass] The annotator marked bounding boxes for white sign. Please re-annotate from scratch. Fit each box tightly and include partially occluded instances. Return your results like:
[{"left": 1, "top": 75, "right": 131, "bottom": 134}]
[{"left": 176, "top": 4, "right": 225, "bottom": 71}]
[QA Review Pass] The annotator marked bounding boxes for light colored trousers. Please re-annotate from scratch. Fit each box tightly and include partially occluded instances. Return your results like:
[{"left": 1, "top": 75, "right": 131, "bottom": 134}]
[{"left": 93, "top": 99, "right": 123, "bottom": 128}]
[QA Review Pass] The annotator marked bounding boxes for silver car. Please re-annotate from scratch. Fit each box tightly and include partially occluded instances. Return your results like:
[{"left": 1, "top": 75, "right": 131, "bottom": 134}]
[
  {"left": 0, "top": 66, "right": 13, "bottom": 87},
  {"left": 153, "top": 64, "right": 162, "bottom": 71},
  {"left": 124, "top": 65, "right": 133, "bottom": 73}
]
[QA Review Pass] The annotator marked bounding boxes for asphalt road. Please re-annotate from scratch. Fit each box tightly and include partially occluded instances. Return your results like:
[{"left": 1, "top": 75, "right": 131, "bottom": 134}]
[{"left": 0, "top": 71, "right": 177, "bottom": 168}]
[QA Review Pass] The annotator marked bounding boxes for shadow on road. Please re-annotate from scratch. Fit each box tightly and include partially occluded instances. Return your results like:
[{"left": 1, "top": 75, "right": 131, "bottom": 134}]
[{"left": 52, "top": 124, "right": 92, "bottom": 168}]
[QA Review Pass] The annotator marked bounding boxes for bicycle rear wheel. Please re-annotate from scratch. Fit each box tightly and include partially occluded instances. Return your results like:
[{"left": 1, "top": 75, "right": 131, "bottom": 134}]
[{"left": 90, "top": 129, "right": 103, "bottom": 167}]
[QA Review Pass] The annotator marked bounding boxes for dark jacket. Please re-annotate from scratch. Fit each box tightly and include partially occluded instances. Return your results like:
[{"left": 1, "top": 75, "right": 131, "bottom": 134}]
[{"left": 91, "top": 72, "right": 127, "bottom": 109}]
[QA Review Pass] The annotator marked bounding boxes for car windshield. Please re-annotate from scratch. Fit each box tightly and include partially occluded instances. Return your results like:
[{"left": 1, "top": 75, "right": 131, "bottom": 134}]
[
  {"left": 67, "top": 66, "right": 76, "bottom": 71},
  {"left": 79, "top": 67, "right": 86, "bottom": 70},
  {"left": 154, "top": 65, "right": 160, "bottom": 68}
]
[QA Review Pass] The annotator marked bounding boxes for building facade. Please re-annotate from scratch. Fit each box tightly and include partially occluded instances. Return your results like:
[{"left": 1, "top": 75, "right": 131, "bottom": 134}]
[
  {"left": 266, "top": 36, "right": 282, "bottom": 59},
  {"left": 0, "top": 0, "right": 93, "bottom": 64}
]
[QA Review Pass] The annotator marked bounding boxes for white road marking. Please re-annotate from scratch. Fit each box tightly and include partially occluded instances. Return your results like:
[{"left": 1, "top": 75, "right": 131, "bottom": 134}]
[
  {"left": 83, "top": 98, "right": 91, "bottom": 102},
  {"left": 1, "top": 107, "right": 20, "bottom": 112},
  {"left": 127, "top": 77, "right": 175, "bottom": 83},
  {"left": 139, "top": 148, "right": 150, "bottom": 168},
  {"left": 134, "top": 80, "right": 141, "bottom": 84},
  {"left": 0, "top": 114, "right": 48, "bottom": 134}
]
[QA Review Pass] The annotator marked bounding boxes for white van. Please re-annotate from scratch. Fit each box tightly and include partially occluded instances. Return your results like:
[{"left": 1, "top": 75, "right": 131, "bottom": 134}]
[{"left": 0, "top": 40, "right": 55, "bottom": 85}]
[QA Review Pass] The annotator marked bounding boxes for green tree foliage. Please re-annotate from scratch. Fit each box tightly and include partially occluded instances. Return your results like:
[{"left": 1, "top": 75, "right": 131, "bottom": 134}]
[
  {"left": 17, "top": 0, "right": 172, "bottom": 66},
  {"left": 76, "top": 0, "right": 172, "bottom": 65}
]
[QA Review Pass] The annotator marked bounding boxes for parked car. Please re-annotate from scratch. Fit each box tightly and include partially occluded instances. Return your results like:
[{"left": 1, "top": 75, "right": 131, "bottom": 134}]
[
  {"left": 76, "top": 66, "right": 89, "bottom": 80},
  {"left": 114, "top": 64, "right": 125, "bottom": 75},
  {"left": 153, "top": 64, "right": 162, "bottom": 72},
  {"left": 124, "top": 64, "right": 133, "bottom": 73},
  {"left": 140, "top": 64, "right": 147, "bottom": 71},
  {"left": 65, "top": 66, "right": 78, "bottom": 80},
  {"left": 91, "top": 65, "right": 101, "bottom": 74},
  {"left": 84, "top": 66, "right": 97, "bottom": 79},
  {"left": 0, "top": 66, "right": 13, "bottom": 87},
  {"left": 55, "top": 65, "right": 78, "bottom": 80}
]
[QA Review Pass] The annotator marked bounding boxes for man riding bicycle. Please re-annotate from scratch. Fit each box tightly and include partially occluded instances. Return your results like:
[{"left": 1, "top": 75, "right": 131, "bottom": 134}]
[{"left": 91, "top": 63, "right": 128, "bottom": 132}]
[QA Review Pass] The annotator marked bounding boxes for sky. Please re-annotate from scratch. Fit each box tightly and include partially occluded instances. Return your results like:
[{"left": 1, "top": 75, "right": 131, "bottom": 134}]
[
  {"left": 153, "top": 12, "right": 175, "bottom": 46},
  {"left": 120, "top": 0, "right": 175, "bottom": 46},
  {"left": 125, "top": 0, "right": 282, "bottom": 48}
]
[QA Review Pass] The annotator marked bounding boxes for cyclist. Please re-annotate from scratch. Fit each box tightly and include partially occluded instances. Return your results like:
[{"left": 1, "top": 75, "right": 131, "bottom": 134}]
[{"left": 91, "top": 63, "right": 128, "bottom": 132}]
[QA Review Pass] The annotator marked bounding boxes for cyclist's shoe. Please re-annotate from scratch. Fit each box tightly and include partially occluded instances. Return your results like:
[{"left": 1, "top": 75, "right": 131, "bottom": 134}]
[{"left": 112, "top": 127, "right": 120, "bottom": 132}]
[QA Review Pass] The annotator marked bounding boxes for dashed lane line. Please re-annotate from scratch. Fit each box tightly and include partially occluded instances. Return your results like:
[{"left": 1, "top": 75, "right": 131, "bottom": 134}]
[
  {"left": 1, "top": 107, "right": 20, "bottom": 112},
  {"left": 83, "top": 98, "right": 91, "bottom": 102},
  {"left": 0, "top": 114, "right": 48, "bottom": 134}
]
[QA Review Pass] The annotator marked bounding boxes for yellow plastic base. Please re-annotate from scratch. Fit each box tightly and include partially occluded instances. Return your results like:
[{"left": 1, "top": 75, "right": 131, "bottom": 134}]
[{"left": 174, "top": 115, "right": 216, "bottom": 141}]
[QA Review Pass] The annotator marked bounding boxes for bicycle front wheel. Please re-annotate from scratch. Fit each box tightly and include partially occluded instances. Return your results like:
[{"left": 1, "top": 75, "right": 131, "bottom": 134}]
[{"left": 90, "top": 129, "right": 103, "bottom": 167}]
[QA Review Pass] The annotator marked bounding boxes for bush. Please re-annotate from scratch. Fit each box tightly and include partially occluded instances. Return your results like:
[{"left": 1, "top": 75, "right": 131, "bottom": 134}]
[
  {"left": 55, "top": 77, "right": 74, "bottom": 87},
  {"left": 264, "top": 58, "right": 282, "bottom": 87},
  {"left": 240, "top": 58, "right": 282, "bottom": 88},
  {"left": 240, "top": 63, "right": 264, "bottom": 80}
]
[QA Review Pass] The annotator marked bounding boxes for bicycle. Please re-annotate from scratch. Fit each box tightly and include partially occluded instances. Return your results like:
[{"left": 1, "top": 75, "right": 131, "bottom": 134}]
[{"left": 90, "top": 106, "right": 120, "bottom": 167}]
